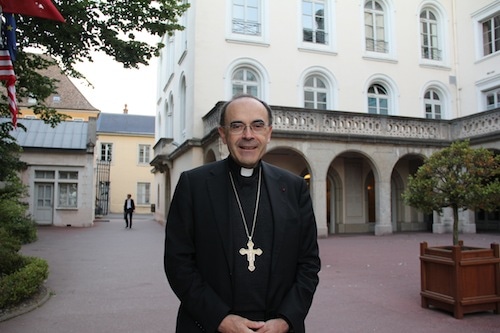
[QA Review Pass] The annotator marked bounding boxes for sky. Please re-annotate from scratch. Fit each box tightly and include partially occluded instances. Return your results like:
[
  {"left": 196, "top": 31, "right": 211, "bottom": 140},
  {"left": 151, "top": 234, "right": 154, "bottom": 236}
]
[{"left": 71, "top": 52, "right": 158, "bottom": 116}]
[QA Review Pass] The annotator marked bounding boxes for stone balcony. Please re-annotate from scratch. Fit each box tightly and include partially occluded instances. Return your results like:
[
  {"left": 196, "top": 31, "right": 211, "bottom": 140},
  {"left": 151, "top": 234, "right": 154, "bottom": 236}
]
[{"left": 203, "top": 103, "right": 500, "bottom": 145}]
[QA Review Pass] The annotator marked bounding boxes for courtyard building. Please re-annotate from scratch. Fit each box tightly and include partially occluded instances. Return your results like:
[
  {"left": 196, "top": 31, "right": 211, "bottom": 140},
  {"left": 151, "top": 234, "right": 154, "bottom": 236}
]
[{"left": 151, "top": 0, "right": 500, "bottom": 236}]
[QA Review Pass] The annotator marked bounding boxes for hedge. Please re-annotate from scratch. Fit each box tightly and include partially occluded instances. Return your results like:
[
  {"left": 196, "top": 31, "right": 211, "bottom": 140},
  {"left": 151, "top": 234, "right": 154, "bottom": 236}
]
[{"left": 0, "top": 256, "right": 49, "bottom": 309}]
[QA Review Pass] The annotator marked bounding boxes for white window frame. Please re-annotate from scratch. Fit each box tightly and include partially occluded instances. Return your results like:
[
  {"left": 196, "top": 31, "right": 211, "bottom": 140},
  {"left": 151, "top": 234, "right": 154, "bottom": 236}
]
[
  {"left": 226, "top": 58, "right": 269, "bottom": 101},
  {"left": 57, "top": 171, "right": 78, "bottom": 208},
  {"left": 179, "top": 76, "right": 187, "bottom": 138},
  {"left": 424, "top": 89, "right": 442, "bottom": 119},
  {"left": 232, "top": 67, "right": 260, "bottom": 97},
  {"left": 364, "top": 75, "right": 398, "bottom": 115},
  {"left": 226, "top": 0, "right": 269, "bottom": 45},
  {"left": 138, "top": 144, "right": 151, "bottom": 164},
  {"left": 100, "top": 143, "right": 112, "bottom": 162},
  {"left": 362, "top": 0, "right": 396, "bottom": 61},
  {"left": 137, "top": 182, "right": 151, "bottom": 205},
  {"left": 418, "top": 1, "right": 449, "bottom": 68},
  {"left": 298, "top": 0, "right": 336, "bottom": 53},
  {"left": 472, "top": 2, "right": 500, "bottom": 61},
  {"left": 420, "top": 8, "right": 440, "bottom": 61},
  {"left": 420, "top": 82, "right": 450, "bottom": 119},
  {"left": 485, "top": 87, "right": 500, "bottom": 110},
  {"left": 304, "top": 75, "right": 328, "bottom": 110},
  {"left": 367, "top": 84, "right": 389, "bottom": 115},
  {"left": 476, "top": 74, "right": 500, "bottom": 112}
]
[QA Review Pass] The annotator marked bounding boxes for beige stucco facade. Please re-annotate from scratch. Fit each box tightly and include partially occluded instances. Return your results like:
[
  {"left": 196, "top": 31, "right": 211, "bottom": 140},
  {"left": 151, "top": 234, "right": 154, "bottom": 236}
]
[{"left": 96, "top": 132, "right": 155, "bottom": 214}]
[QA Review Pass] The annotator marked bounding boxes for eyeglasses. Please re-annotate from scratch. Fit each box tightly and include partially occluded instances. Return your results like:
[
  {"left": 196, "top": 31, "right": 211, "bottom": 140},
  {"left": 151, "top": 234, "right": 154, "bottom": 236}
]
[{"left": 225, "top": 121, "right": 269, "bottom": 135}]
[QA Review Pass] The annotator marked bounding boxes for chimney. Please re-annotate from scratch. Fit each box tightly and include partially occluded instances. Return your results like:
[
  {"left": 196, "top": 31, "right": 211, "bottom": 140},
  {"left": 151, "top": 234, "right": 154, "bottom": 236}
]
[{"left": 123, "top": 104, "right": 128, "bottom": 114}]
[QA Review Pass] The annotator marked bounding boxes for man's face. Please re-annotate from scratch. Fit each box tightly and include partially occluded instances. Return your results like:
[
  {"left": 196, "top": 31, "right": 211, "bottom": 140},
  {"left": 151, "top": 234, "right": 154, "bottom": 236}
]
[{"left": 218, "top": 97, "right": 272, "bottom": 168}]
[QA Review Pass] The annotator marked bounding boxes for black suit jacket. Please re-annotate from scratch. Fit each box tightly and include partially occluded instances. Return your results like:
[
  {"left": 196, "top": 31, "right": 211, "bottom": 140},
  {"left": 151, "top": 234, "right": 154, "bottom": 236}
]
[
  {"left": 165, "top": 159, "right": 320, "bottom": 333},
  {"left": 124, "top": 199, "right": 135, "bottom": 212}
]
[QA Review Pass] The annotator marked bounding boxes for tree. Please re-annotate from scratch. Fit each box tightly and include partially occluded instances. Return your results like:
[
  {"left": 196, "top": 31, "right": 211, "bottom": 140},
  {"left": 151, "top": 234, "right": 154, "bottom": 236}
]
[
  {"left": 0, "top": 0, "right": 189, "bottom": 130},
  {"left": 402, "top": 140, "right": 500, "bottom": 245}
]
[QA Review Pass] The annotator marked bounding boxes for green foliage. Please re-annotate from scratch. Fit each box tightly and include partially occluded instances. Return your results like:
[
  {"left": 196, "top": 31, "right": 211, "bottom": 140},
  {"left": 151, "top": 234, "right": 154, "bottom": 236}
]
[
  {"left": 0, "top": 228, "right": 24, "bottom": 276},
  {"left": 402, "top": 140, "right": 500, "bottom": 245},
  {"left": 0, "top": 176, "right": 38, "bottom": 244},
  {"left": 0, "top": 256, "right": 49, "bottom": 309},
  {"left": 0, "top": 0, "right": 190, "bottom": 130}
]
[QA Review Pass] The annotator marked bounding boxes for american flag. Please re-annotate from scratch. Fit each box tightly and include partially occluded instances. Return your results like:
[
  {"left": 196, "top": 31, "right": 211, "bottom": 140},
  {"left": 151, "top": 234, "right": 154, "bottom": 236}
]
[{"left": 0, "top": 50, "right": 17, "bottom": 127}]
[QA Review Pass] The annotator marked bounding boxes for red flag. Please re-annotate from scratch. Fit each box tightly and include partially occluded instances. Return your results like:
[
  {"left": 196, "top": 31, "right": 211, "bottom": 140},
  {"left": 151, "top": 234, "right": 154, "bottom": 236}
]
[
  {"left": 0, "top": 0, "right": 65, "bottom": 22},
  {"left": 0, "top": 50, "right": 17, "bottom": 127}
]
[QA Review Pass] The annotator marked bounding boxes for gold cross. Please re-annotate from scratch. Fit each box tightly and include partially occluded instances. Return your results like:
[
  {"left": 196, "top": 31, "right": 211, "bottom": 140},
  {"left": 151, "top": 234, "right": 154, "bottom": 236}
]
[{"left": 239, "top": 239, "right": 263, "bottom": 272}]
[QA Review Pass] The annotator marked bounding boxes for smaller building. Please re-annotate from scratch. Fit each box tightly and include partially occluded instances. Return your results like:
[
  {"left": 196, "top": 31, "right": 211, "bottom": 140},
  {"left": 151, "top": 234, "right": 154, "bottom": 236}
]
[
  {"left": 96, "top": 111, "right": 155, "bottom": 215},
  {"left": 8, "top": 117, "right": 97, "bottom": 227}
]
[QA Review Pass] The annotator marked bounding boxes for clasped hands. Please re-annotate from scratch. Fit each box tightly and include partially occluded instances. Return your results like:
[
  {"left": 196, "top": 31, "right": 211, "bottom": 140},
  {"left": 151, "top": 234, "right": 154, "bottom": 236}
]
[{"left": 218, "top": 314, "right": 289, "bottom": 333}]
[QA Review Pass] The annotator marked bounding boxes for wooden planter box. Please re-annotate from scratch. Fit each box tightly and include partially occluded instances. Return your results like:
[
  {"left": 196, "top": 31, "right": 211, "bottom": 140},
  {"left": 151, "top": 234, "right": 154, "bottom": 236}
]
[{"left": 420, "top": 241, "right": 500, "bottom": 319}]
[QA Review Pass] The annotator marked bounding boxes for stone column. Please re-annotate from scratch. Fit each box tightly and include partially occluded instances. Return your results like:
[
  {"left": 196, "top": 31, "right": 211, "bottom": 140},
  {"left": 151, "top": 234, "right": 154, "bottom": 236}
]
[{"left": 375, "top": 178, "right": 392, "bottom": 235}]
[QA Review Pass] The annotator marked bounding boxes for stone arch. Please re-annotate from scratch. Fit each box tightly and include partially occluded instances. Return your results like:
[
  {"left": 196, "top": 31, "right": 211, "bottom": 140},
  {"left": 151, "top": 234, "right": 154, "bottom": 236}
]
[
  {"left": 328, "top": 149, "right": 381, "bottom": 234},
  {"left": 263, "top": 146, "right": 311, "bottom": 178},
  {"left": 393, "top": 153, "right": 427, "bottom": 232},
  {"left": 204, "top": 149, "right": 217, "bottom": 164}
]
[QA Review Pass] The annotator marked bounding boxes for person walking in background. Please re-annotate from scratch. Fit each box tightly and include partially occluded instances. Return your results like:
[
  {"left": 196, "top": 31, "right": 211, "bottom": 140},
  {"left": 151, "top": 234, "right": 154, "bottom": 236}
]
[
  {"left": 165, "top": 94, "right": 321, "bottom": 333},
  {"left": 124, "top": 194, "right": 135, "bottom": 229}
]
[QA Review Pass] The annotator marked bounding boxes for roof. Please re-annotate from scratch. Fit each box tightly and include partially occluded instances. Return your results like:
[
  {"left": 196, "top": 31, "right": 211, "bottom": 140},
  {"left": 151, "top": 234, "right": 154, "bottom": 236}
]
[
  {"left": 17, "top": 54, "right": 99, "bottom": 111},
  {"left": 8, "top": 118, "right": 89, "bottom": 150},
  {"left": 96, "top": 113, "right": 154, "bottom": 135}
]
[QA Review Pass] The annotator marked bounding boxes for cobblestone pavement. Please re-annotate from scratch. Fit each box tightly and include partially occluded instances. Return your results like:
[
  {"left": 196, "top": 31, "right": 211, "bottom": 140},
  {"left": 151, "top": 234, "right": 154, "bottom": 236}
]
[{"left": 0, "top": 215, "right": 498, "bottom": 332}]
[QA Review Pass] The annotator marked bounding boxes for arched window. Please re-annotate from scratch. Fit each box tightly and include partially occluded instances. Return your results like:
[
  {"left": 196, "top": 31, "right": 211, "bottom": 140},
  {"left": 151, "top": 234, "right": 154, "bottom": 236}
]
[
  {"left": 232, "top": 67, "right": 260, "bottom": 97},
  {"left": 424, "top": 89, "right": 442, "bottom": 119},
  {"left": 364, "top": 0, "right": 387, "bottom": 53},
  {"left": 180, "top": 77, "right": 187, "bottom": 137},
  {"left": 304, "top": 75, "right": 328, "bottom": 109},
  {"left": 367, "top": 83, "right": 389, "bottom": 114},
  {"left": 420, "top": 8, "right": 441, "bottom": 60},
  {"left": 166, "top": 95, "right": 174, "bottom": 138}
]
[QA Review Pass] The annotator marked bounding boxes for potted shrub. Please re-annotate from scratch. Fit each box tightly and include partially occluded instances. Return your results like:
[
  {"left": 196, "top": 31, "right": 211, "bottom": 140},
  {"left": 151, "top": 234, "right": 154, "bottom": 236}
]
[{"left": 402, "top": 140, "right": 500, "bottom": 319}]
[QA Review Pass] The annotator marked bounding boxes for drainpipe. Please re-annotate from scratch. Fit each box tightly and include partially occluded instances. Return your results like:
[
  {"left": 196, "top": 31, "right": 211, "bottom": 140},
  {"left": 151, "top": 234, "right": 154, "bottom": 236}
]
[{"left": 451, "top": 0, "right": 461, "bottom": 118}]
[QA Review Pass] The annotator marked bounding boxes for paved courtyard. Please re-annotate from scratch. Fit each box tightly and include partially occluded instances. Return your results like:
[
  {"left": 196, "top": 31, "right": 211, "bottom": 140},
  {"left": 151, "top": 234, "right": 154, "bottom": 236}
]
[{"left": 0, "top": 214, "right": 498, "bottom": 332}]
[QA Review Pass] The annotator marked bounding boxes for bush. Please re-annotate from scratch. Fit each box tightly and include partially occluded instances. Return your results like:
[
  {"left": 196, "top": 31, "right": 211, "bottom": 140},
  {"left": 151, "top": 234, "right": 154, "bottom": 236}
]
[
  {"left": 2, "top": 215, "right": 38, "bottom": 244},
  {"left": 0, "top": 197, "right": 37, "bottom": 244},
  {"left": 0, "top": 228, "right": 23, "bottom": 276},
  {"left": 0, "top": 256, "right": 49, "bottom": 309}
]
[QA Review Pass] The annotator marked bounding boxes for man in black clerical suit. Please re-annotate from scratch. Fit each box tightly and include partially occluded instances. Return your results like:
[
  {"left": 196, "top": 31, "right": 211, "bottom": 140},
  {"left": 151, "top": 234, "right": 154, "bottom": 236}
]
[{"left": 165, "top": 94, "right": 320, "bottom": 333}]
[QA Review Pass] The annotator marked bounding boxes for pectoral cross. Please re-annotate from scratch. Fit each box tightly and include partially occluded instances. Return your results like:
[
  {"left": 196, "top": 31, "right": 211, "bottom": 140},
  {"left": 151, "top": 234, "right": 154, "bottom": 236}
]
[{"left": 239, "top": 239, "right": 263, "bottom": 272}]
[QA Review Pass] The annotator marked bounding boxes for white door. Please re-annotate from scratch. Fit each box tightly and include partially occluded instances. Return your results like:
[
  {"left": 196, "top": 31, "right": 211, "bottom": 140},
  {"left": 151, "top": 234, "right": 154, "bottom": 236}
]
[{"left": 34, "top": 183, "right": 54, "bottom": 225}]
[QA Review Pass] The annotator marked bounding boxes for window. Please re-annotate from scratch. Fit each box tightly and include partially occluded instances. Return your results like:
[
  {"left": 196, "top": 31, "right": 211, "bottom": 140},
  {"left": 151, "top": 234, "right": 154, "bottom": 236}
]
[
  {"left": 59, "top": 183, "right": 78, "bottom": 208},
  {"left": 58, "top": 171, "right": 78, "bottom": 208},
  {"left": 138, "top": 144, "right": 151, "bottom": 164},
  {"left": 100, "top": 143, "right": 112, "bottom": 162},
  {"left": 368, "top": 84, "right": 389, "bottom": 114},
  {"left": 424, "top": 89, "right": 442, "bottom": 119},
  {"left": 137, "top": 182, "right": 151, "bottom": 205},
  {"left": 180, "top": 77, "right": 187, "bottom": 136},
  {"left": 59, "top": 171, "right": 78, "bottom": 180},
  {"left": 482, "top": 13, "right": 500, "bottom": 56},
  {"left": 420, "top": 9, "right": 441, "bottom": 60},
  {"left": 302, "top": 0, "right": 326, "bottom": 44},
  {"left": 486, "top": 87, "right": 500, "bottom": 110},
  {"left": 232, "top": 0, "right": 261, "bottom": 36},
  {"left": 364, "top": 0, "right": 387, "bottom": 53},
  {"left": 232, "top": 67, "right": 259, "bottom": 97},
  {"left": 304, "top": 75, "right": 328, "bottom": 109},
  {"left": 35, "top": 170, "right": 55, "bottom": 179}
]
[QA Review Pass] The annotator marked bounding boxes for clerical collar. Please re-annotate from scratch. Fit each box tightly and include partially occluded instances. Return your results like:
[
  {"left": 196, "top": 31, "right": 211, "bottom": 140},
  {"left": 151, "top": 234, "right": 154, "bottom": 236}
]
[{"left": 228, "top": 156, "right": 260, "bottom": 178}]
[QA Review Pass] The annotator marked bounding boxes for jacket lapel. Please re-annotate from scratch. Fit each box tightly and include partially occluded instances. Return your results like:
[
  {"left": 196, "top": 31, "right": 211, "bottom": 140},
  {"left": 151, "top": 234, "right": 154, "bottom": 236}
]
[
  {"left": 261, "top": 162, "right": 287, "bottom": 272},
  {"left": 206, "top": 161, "right": 234, "bottom": 273}
]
